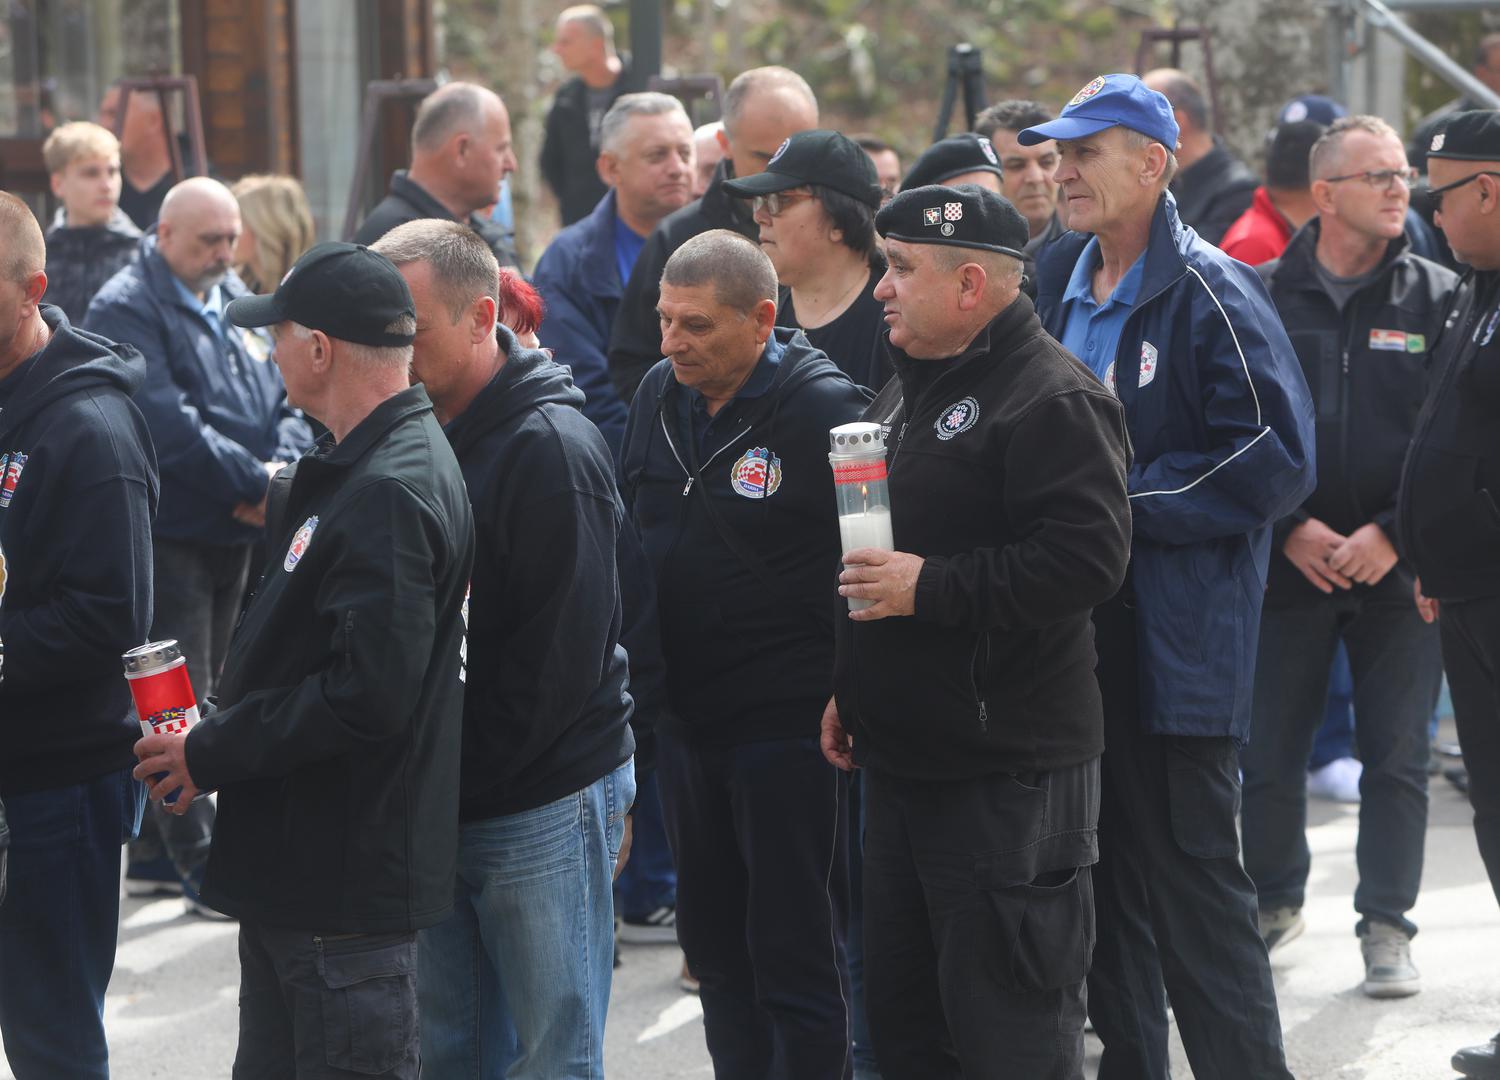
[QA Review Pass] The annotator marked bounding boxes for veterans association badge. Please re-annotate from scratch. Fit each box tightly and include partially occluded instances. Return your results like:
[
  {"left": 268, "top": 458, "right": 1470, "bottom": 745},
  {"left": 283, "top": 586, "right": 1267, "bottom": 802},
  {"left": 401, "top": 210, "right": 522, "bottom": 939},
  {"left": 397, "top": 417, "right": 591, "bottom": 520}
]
[
  {"left": 979, "top": 137, "right": 999, "bottom": 166},
  {"left": 284, "top": 515, "right": 319, "bottom": 572},
  {"left": 1139, "top": 340, "right": 1159, "bottom": 387},
  {"left": 923, "top": 207, "right": 942, "bottom": 226},
  {"left": 1431, "top": 132, "right": 1446, "bottom": 154},
  {"left": 730, "top": 447, "right": 783, "bottom": 499},
  {"left": 944, "top": 202, "right": 964, "bottom": 222},
  {"left": 935, "top": 397, "right": 980, "bottom": 440},
  {"left": 0, "top": 451, "right": 28, "bottom": 509},
  {"left": 1069, "top": 75, "right": 1107, "bottom": 108},
  {"left": 941, "top": 222, "right": 955, "bottom": 236}
]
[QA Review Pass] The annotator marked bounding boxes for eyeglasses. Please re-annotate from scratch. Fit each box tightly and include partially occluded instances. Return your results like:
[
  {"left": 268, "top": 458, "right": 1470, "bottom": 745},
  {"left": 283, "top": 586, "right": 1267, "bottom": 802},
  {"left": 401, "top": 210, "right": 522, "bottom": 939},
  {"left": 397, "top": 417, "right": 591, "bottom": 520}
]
[
  {"left": 1422, "top": 170, "right": 1500, "bottom": 212},
  {"left": 1322, "top": 167, "right": 1419, "bottom": 190},
  {"left": 752, "top": 191, "right": 814, "bottom": 217}
]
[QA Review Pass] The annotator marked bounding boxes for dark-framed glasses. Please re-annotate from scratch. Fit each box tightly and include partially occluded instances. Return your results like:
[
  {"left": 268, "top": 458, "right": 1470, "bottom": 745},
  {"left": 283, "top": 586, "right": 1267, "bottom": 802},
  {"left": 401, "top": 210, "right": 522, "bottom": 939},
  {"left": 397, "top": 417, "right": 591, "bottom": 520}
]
[
  {"left": 1423, "top": 170, "right": 1500, "bottom": 212},
  {"left": 752, "top": 191, "right": 815, "bottom": 217},
  {"left": 1323, "top": 167, "right": 1419, "bottom": 190}
]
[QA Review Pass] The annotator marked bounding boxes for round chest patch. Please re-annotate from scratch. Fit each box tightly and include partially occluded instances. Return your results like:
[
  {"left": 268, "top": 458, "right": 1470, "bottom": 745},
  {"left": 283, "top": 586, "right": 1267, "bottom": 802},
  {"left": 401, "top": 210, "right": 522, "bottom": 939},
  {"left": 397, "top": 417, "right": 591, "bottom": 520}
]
[
  {"left": 284, "top": 515, "right": 319, "bottom": 572},
  {"left": 1069, "top": 75, "right": 1107, "bottom": 108},
  {"left": 731, "top": 447, "right": 783, "bottom": 499},
  {"left": 935, "top": 397, "right": 980, "bottom": 440}
]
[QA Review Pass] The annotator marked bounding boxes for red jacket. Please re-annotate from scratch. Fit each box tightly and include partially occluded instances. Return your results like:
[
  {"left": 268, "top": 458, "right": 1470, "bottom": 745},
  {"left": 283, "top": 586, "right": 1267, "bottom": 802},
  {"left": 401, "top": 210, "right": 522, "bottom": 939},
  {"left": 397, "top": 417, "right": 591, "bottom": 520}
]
[{"left": 1221, "top": 187, "right": 1293, "bottom": 266}]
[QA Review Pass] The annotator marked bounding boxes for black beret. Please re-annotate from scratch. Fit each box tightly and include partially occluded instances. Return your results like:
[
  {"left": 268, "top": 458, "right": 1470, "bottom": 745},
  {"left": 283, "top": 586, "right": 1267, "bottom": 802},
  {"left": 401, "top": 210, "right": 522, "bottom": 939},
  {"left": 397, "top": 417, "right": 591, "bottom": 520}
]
[
  {"left": 899, "top": 134, "right": 1004, "bottom": 192},
  {"left": 1427, "top": 110, "right": 1500, "bottom": 162},
  {"left": 876, "top": 184, "right": 1029, "bottom": 259}
]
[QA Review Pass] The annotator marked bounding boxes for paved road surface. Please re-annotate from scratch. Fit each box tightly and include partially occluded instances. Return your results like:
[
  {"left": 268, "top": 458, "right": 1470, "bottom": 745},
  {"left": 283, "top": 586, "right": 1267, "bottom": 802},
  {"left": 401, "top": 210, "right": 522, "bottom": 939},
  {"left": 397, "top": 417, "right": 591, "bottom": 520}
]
[{"left": 4, "top": 750, "right": 1495, "bottom": 1078}]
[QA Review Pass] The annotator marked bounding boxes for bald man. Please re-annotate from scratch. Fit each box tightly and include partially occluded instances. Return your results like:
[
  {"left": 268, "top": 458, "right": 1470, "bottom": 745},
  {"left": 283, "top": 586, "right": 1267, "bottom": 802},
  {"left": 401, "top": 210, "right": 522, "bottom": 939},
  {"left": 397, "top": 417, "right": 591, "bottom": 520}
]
[
  {"left": 85, "top": 178, "right": 312, "bottom": 912},
  {"left": 0, "top": 191, "right": 157, "bottom": 1079},
  {"left": 542, "top": 4, "right": 631, "bottom": 224},
  {"left": 607, "top": 66, "right": 819, "bottom": 403},
  {"left": 97, "top": 86, "right": 175, "bottom": 230},
  {"left": 355, "top": 81, "right": 519, "bottom": 265}
]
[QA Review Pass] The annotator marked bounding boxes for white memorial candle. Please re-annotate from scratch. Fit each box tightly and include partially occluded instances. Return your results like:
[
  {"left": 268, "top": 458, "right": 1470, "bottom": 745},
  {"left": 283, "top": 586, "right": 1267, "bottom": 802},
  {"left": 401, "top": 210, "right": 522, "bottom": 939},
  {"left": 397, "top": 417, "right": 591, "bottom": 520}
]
[{"left": 839, "top": 505, "right": 894, "bottom": 612}]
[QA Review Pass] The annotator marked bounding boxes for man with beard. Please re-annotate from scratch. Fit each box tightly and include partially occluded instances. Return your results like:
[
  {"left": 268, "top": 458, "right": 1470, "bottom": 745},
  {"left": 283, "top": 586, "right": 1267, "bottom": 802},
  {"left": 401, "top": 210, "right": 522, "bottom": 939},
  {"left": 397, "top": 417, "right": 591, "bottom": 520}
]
[{"left": 86, "top": 177, "right": 312, "bottom": 914}]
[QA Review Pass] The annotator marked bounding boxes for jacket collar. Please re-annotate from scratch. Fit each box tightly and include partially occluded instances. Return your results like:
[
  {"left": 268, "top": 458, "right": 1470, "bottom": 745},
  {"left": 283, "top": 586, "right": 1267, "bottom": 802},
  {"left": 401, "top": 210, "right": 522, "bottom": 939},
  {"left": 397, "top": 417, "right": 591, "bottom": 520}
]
[
  {"left": 886, "top": 290, "right": 1041, "bottom": 374},
  {"left": 390, "top": 171, "right": 463, "bottom": 224},
  {"left": 700, "top": 159, "right": 756, "bottom": 235},
  {"left": 138, "top": 232, "right": 248, "bottom": 314},
  {"left": 1272, "top": 216, "right": 1411, "bottom": 296},
  {"left": 582, "top": 189, "right": 625, "bottom": 300},
  {"left": 311, "top": 385, "right": 436, "bottom": 469}
]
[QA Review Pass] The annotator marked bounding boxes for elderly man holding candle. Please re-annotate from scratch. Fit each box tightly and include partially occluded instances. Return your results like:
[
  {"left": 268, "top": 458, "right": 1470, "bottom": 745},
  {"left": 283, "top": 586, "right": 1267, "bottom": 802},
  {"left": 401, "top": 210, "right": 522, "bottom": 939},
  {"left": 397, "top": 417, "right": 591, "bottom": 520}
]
[
  {"left": 619, "top": 228, "right": 869, "bottom": 1079},
  {"left": 820, "top": 183, "right": 1132, "bottom": 1079}
]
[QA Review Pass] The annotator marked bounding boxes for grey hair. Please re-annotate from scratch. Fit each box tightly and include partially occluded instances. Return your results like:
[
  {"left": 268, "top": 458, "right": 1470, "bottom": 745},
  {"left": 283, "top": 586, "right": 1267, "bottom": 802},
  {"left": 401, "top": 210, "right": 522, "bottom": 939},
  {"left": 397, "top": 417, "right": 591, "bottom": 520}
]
[
  {"left": 288, "top": 320, "right": 415, "bottom": 370},
  {"left": 412, "top": 82, "right": 502, "bottom": 154},
  {"left": 600, "top": 92, "right": 690, "bottom": 155},
  {"left": 661, "top": 229, "right": 777, "bottom": 314},
  {"left": 722, "top": 67, "right": 818, "bottom": 136},
  {"left": 932, "top": 246, "right": 1023, "bottom": 287},
  {"left": 1309, "top": 115, "right": 1401, "bottom": 181},
  {"left": 372, "top": 218, "right": 500, "bottom": 324},
  {"left": 558, "top": 4, "right": 613, "bottom": 43},
  {"left": 1122, "top": 128, "right": 1180, "bottom": 187}
]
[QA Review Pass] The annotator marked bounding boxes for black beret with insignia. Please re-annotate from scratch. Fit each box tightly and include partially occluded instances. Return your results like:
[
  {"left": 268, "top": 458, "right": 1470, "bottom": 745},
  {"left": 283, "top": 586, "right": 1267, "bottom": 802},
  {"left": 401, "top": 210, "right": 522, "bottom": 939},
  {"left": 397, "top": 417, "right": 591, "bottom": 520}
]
[
  {"left": 899, "top": 134, "right": 1004, "bottom": 192},
  {"left": 876, "top": 184, "right": 1030, "bottom": 259},
  {"left": 1427, "top": 110, "right": 1500, "bottom": 162}
]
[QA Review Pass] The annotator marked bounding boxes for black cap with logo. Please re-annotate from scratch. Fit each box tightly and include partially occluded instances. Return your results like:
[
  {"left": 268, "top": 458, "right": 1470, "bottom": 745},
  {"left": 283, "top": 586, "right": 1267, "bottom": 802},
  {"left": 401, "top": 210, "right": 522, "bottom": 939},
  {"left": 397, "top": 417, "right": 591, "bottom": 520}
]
[
  {"left": 225, "top": 241, "right": 416, "bottom": 347},
  {"left": 899, "top": 134, "right": 1004, "bottom": 192},
  {"left": 721, "top": 129, "right": 883, "bottom": 208},
  {"left": 876, "top": 184, "right": 1030, "bottom": 259},
  {"left": 1427, "top": 110, "right": 1500, "bottom": 162}
]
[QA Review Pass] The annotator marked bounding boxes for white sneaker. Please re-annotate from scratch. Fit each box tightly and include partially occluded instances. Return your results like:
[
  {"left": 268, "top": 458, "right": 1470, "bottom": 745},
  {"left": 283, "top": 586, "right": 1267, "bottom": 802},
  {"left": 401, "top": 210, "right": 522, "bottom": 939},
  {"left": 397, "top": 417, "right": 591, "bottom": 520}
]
[
  {"left": 1362, "top": 921, "right": 1420, "bottom": 998},
  {"left": 1307, "top": 756, "right": 1362, "bottom": 803}
]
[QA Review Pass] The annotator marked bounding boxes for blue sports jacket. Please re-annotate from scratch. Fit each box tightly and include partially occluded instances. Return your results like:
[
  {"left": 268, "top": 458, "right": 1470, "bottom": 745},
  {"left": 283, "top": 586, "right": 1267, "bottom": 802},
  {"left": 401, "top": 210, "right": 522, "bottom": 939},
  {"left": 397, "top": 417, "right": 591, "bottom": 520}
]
[
  {"left": 85, "top": 233, "right": 312, "bottom": 546},
  {"left": 533, "top": 189, "right": 632, "bottom": 462},
  {"left": 1035, "top": 193, "right": 1316, "bottom": 741}
]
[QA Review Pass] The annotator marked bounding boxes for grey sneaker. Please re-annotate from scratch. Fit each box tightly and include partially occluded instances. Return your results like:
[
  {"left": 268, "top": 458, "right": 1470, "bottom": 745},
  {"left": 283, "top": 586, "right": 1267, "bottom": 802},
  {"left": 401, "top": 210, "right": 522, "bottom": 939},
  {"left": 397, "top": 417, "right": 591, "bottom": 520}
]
[
  {"left": 1258, "top": 906, "right": 1305, "bottom": 953},
  {"left": 1361, "top": 922, "right": 1420, "bottom": 998}
]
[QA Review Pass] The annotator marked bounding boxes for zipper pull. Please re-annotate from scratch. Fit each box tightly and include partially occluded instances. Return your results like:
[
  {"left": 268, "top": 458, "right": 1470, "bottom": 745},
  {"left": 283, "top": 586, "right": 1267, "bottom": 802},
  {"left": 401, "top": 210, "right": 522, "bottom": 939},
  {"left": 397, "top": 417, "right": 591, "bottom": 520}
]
[
  {"left": 682, "top": 476, "right": 695, "bottom": 496},
  {"left": 977, "top": 701, "right": 989, "bottom": 733}
]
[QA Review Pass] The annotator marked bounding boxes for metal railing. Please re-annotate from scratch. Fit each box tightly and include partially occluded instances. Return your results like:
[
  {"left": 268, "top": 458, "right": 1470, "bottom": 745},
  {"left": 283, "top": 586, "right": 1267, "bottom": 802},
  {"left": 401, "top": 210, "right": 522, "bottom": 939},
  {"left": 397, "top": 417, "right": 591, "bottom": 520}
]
[{"left": 1330, "top": 0, "right": 1500, "bottom": 112}]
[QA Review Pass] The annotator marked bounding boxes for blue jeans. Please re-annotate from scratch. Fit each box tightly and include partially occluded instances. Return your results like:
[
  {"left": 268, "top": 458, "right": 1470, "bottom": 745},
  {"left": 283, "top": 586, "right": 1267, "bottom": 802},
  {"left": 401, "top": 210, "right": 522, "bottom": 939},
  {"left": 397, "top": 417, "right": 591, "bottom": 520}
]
[
  {"left": 0, "top": 765, "right": 144, "bottom": 1079},
  {"left": 418, "top": 758, "right": 635, "bottom": 1080}
]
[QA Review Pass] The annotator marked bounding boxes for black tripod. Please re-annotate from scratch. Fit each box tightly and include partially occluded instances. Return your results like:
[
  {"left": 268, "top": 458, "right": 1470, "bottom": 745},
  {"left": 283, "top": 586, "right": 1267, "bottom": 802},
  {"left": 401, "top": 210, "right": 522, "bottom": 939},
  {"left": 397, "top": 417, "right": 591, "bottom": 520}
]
[{"left": 933, "top": 43, "right": 987, "bottom": 141}]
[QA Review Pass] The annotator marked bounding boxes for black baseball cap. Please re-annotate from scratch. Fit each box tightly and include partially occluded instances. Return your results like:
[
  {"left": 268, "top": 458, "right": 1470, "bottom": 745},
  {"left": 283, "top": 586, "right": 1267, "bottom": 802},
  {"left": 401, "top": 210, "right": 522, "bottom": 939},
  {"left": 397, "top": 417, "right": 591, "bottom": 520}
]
[
  {"left": 899, "top": 134, "right": 1004, "bottom": 192},
  {"left": 225, "top": 241, "right": 416, "bottom": 347},
  {"left": 721, "top": 130, "right": 882, "bottom": 209},
  {"left": 1426, "top": 110, "right": 1500, "bottom": 162},
  {"left": 877, "top": 184, "right": 1030, "bottom": 259}
]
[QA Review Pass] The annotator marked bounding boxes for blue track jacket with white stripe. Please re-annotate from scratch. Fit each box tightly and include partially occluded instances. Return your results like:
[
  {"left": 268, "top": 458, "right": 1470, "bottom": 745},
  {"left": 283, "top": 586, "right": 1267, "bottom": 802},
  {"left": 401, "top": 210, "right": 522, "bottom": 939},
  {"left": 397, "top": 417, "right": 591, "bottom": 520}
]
[{"left": 1035, "top": 192, "right": 1316, "bottom": 742}]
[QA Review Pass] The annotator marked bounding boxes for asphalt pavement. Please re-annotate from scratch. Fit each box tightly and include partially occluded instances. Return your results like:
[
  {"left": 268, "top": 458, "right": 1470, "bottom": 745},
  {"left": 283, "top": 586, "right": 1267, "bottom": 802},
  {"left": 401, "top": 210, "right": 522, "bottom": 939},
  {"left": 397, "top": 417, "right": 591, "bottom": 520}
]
[{"left": 4, "top": 738, "right": 1496, "bottom": 1079}]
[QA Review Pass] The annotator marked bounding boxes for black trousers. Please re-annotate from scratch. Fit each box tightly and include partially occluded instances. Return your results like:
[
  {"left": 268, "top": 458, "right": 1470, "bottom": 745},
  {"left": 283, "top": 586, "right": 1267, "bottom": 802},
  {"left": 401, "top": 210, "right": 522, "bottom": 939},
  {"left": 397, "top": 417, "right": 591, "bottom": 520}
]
[
  {"left": 234, "top": 923, "right": 420, "bottom": 1080},
  {"left": 862, "top": 760, "right": 1100, "bottom": 1080},
  {"left": 1088, "top": 597, "right": 1292, "bottom": 1080},
  {"left": 658, "top": 731, "right": 852, "bottom": 1080},
  {"left": 1439, "top": 593, "right": 1500, "bottom": 908}
]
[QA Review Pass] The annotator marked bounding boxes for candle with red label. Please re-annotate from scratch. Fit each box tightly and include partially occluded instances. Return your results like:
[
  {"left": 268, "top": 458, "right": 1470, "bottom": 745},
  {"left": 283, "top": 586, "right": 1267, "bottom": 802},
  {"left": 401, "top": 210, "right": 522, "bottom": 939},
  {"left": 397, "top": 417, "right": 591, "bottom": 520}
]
[
  {"left": 123, "top": 640, "right": 201, "bottom": 804},
  {"left": 829, "top": 422, "right": 895, "bottom": 612}
]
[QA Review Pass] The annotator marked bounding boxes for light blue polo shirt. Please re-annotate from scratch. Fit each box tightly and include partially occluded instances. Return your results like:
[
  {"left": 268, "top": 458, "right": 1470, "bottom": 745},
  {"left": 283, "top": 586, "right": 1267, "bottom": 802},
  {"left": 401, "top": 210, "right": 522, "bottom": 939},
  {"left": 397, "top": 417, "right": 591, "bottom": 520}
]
[
  {"left": 173, "top": 275, "right": 226, "bottom": 343},
  {"left": 1058, "top": 236, "right": 1146, "bottom": 386}
]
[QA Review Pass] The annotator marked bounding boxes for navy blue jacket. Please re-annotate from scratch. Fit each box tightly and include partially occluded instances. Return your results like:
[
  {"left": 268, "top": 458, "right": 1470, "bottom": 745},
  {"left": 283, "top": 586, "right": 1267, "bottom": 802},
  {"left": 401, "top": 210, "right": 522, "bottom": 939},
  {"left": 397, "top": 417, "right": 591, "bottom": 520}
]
[
  {"left": 533, "top": 189, "right": 632, "bottom": 461},
  {"left": 84, "top": 234, "right": 312, "bottom": 546},
  {"left": 620, "top": 331, "right": 870, "bottom": 741},
  {"left": 1035, "top": 194, "right": 1317, "bottom": 741},
  {"left": 0, "top": 307, "right": 158, "bottom": 796}
]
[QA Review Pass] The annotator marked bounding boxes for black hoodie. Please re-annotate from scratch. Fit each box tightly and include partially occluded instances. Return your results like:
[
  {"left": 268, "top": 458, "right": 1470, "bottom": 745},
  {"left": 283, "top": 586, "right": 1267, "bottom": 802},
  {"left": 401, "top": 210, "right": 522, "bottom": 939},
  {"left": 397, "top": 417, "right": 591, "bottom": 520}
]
[
  {"left": 443, "top": 330, "right": 642, "bottom": 821},
  {"left": 620, "top": 330, "right": 871, "bottom": 741},
  {"left": 0, "top": 305, "right": 158, "bottom": 796}
]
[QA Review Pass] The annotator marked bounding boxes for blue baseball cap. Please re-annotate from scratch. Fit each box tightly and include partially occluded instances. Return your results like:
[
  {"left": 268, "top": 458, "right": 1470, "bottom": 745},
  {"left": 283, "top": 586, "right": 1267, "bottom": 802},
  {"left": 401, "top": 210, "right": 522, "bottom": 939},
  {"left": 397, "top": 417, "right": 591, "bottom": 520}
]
[
  {"left": 1017, "top": 74, "right": 1180, "bottom": 149},
  {"left": 1277, "top": 94, "right": 1346, "bottom": 127}
]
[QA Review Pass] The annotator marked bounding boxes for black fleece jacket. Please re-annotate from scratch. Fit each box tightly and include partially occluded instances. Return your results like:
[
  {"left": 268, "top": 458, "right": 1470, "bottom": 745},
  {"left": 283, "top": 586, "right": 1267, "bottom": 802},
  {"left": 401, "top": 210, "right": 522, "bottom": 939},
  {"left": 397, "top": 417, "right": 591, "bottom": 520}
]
[
  {"left": 620, "top": 330, "right": 870, "bottom": 741},
  {"left": 444, "top": 332, "right": 644, "bottom": 820},
  {"left": 0, "top": 306, "right": 158, "bottom": 796},
  {"left": 833, "top": 295, "right": 1131, "bottom": 781}
]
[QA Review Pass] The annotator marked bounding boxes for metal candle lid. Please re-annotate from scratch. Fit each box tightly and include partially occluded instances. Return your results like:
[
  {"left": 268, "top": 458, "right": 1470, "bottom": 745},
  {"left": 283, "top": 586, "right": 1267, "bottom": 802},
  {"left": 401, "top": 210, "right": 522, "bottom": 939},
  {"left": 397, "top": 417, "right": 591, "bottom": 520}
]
[
  {"left": 122, "top": 639, "right": 183, "bottom": 675},
  {"left": 829, "top": 422, "right": 886, "bottom": 457}
]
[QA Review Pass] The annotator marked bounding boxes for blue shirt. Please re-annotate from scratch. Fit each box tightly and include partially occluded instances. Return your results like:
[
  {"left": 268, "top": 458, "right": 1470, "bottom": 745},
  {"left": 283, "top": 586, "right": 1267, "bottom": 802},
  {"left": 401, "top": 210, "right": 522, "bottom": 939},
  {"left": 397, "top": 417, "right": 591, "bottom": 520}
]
[
  {"left": 172, "top": 275, "right": 226, "bottom": 343},
  {"left": 1058, "top": 237, "right": 1146, "bottom": 386},
  {"left": 613, "top": 214, "right": 646, "bottom": 293},
  {"left": 680, "top": 334, "right": 784, "bottom": 459}
]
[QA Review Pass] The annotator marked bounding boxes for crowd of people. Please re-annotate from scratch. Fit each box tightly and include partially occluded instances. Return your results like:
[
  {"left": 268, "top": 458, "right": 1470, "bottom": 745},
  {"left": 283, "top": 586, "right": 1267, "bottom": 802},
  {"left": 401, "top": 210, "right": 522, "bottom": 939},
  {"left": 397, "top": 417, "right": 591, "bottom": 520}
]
[{"left": 2, "top": 8, "right": 1500, "bottom": 1079}]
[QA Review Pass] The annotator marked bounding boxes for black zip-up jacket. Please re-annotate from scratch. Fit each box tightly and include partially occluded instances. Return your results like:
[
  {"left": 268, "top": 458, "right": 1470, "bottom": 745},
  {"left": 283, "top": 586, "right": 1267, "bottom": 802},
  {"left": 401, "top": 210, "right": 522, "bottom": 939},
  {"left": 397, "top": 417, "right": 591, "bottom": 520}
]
[
  {"left": 0, "top": 307, "right": 158, "bottom": 796},
  {"left": 620, "top": 331, "right": 870, "bottom": 741},
  {"left": 444, "top": 331, "right": 642, "bottom": 821},
  {"left": 43, "top": 208, "right": 141, "bottom": 325},
  {"left": 833, "top": 295, "right": 1131, "bottom": 781},
  {"left": 1261, "top": 222, "right": 1458, "bottom": 601},
  {"left": 1398, "top": 269, "right": 1500, "bottom": 600},
  {"left": 354, "top": 170, "right": 518, "bottom": 267},
  {"left": 607, "top": 159, "right": 758, "bottom": 404},
  {"left": 540, "top": 59, "right": 632, "bottom": 226},
  {"left": 186, "top": 386, "right": 475, "bottom": 932},
  {"left": 1171, "top": 138, "right": 1259, "bottom": 247}
]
